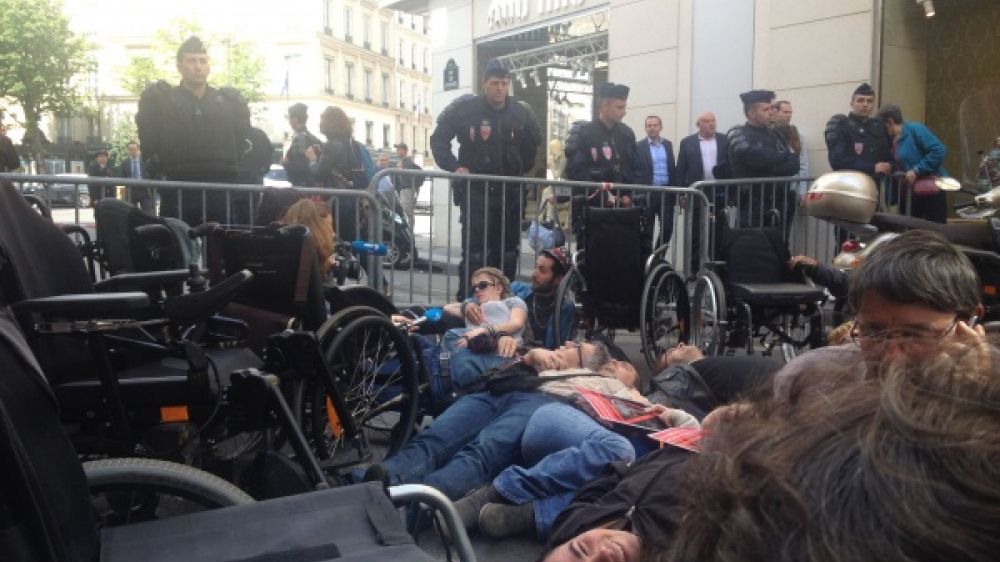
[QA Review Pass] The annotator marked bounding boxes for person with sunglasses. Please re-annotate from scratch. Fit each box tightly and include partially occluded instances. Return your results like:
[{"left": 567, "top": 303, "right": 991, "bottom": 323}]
[
  {"left": 773, "top": 228, "right": 986, "bottom": 398},
  {"left": 452, "top": 267, "right": 527, "bottom": 349}
]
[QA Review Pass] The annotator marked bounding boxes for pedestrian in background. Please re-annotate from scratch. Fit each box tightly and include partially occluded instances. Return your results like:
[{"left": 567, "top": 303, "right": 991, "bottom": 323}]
[{"left": 877, "top": 104, "right": 948, "bottom": 223}]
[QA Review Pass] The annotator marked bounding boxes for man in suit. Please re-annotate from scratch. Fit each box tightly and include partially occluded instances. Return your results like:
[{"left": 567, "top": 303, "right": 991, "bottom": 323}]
[
  {"left": 635, "top": 115, "right": 677, "bottom": 246},
  {"left": 117, "top": 141, "right": 153, "bottom": 212},
  {"left": 676, "top": 112, "right": 729, "bottom": 271}
]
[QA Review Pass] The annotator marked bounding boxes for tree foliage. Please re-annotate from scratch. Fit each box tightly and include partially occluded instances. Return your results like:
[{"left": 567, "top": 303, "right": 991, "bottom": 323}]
[
  {"left": 0, "top": 0, "right": 92, "bottom": 159},
  {"left": 108, "top": 113, "right": 138, "bottom": 167},
  {"left": 118, "top": 20, "right": 266, "bottom": 103}
]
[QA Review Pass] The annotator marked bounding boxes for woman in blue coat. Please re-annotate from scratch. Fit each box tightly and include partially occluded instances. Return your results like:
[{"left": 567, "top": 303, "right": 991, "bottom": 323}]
[{"left": 877, "top": 104, "right": 948, "bottom": 223}]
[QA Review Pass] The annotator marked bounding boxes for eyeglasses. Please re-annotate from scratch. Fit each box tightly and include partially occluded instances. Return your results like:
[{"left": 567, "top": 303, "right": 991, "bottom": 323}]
[
  {"left": 471, "top": 280, "right": 496, "bottom": 292},
  {"left": 850, "top": 317, "right": 959, "bottom": 344}
]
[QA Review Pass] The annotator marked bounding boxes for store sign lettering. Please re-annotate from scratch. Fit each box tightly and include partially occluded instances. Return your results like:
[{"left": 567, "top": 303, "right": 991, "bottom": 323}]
[{"left": 487, "top": 0, "right": 585, "bottom": 29}]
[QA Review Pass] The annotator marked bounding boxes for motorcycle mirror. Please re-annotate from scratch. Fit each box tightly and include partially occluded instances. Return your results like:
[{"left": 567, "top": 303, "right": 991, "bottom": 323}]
[{"left": 936, "top": 177, "right": 961, "bottom": 191}]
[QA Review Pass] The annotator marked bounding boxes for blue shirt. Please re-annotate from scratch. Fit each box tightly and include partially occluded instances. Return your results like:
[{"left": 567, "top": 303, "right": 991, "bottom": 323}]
[{"left": 648, "top": 138, "right": 669, "bottom": 185}]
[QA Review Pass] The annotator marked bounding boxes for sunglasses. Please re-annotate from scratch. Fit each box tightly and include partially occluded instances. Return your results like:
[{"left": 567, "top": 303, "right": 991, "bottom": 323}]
[{"left": 471, "top": 280, "right": 497, "bottom": 292}]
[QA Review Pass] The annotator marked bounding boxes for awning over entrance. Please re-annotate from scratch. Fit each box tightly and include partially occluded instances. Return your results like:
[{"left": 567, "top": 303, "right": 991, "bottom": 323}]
[{"left": 493, "top": 31, "right": 608, "bottom": 75}]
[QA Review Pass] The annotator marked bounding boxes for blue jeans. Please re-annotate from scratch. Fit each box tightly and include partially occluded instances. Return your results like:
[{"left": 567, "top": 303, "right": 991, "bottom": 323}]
[
  {"left": 380, "top": 390, "right": 555, "bottom": 500},
  {"left": 492, "top": 403, "right": 636, "bottom": 539},
  {"left": 443, "top": 328, "right": 508, "bottom": 389}
]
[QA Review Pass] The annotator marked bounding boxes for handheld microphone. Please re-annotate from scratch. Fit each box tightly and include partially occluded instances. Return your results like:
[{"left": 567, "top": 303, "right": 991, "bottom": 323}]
[{"left": 350, "top": 240, "right": 389, "bottom": 256}]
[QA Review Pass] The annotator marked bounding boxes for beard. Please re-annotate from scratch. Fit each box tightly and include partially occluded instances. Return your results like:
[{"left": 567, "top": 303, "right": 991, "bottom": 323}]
[{"left": 533, "top": 279, "right": 558, "bottom": 296}]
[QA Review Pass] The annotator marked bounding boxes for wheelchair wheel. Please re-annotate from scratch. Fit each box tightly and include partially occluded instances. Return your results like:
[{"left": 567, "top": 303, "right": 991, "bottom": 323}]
[
  {"left": 84, "top": 458, "right": 254, "bottom": 527},
  {"left": 305, "top": 309, "right": 420, "bottom": 470},
  {"left": 692, "top": 271, "right": 727, "bottom": 356},
  {"left": 554, "top": 267, "right": 584, "bottom": 342},
  {"left": 640, "top": 264, "right": 689, "bottom": 369}
]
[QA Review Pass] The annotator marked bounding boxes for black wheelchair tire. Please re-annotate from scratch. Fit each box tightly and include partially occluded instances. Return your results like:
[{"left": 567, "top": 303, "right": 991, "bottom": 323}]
[
  {"left": 554, "top": 267, "right": 583, "bottom": 343},
  {"left": 640, "top": 264, "right": 689, "bottom": 369},
  {"left": 692, "top": 271, "right": 727, "bottom": 356},
  {"left": 304, "top": 312, "right": 419, "bottom": 467},
  {"left": 84, "top": 458, "right": 254, "bottom": 527}
]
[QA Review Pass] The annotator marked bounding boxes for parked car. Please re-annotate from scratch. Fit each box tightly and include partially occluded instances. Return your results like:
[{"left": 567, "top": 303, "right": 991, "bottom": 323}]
[
  {"left": 263, "top": 164, "right": 292, "bottom": 187},
  {"left": 20, "top": 173, "right": 91, "bottom": 208}
]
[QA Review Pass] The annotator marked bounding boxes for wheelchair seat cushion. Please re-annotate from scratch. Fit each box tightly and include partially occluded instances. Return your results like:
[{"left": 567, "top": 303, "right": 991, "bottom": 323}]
[
  {"left": 720, "top": 227, "right": 791, "bottom": 285},
  {"left": 730, "top": 283, "right": 826, "bottom": 307},
  {"left": 99, "top": 482, "right": 435, "bottom": 562}
]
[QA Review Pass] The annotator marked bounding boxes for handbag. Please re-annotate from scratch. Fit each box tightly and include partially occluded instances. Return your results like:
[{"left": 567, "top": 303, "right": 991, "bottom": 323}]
[
  {"left": 528, "top": 202, "right": 566, "bottom": 251},
  {"left": 912, "top": 175, "right": 941, "bottom": 197}
]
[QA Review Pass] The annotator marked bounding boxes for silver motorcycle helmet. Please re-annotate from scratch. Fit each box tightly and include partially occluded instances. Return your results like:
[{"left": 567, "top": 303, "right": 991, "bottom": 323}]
[{"left": 802, "top": 171, "right": 878, "bottom": 224}]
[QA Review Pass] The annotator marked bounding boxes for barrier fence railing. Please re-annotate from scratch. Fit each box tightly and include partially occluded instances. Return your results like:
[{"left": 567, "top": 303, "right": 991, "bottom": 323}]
[
  {"left": 3, "top": 169, "right": 925, "bottom": 308},
  {"left": 0, "top": 173, "right": 386, "bottom": 293}
]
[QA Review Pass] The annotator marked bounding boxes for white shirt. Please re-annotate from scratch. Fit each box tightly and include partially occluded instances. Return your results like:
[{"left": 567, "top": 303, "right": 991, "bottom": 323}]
[{"left": 698, "top": 135, "right": 717, "bottom": 181}]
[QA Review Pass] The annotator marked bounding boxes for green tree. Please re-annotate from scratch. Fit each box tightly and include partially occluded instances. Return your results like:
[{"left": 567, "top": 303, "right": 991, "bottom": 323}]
[
  {"left": 118, "top": 20, "right": 266, "bottom": 102},
  {"left": 108, "top": 114, "right": 138, "bottom": 167},
  {"left": 0, "top": 0, "right": 92, "bottom": 163}
]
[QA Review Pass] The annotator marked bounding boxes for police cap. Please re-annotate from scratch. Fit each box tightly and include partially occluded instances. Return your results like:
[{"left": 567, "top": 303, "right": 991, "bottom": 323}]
[
  {"left": 740, "top": 89, "right": 775, "bottom": 107},
  {"left": 599, "top": 82, "right": 630, "bottom": 100},
  {"left": 482, "top": 58, "right": 510, "bottom": 80},
  {"left": 853, "top": 82, "right": 875, "bottom": 97},
  {"left": 288, "top": 103, "right": 308, "bottom": 121}
]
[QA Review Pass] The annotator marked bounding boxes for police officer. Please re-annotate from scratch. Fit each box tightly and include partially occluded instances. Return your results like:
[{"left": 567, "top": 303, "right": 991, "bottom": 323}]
[
  {"left": 283, "top": 103, "right": 322, "bottom": 186},
  {"left": 430, "top": 58, "right": 541, "bottom": 300},
  {"left": 137, "top": 36, "right": 252, "bottom": 226},
  {"left": 727, "top": 89, "right": 799, "bottom": 228},
  {"left": 564, "top": 82, "right": 642, "bottom": 208},
  {"left": 824, "top": 83, "right": 893, "bottom": 180}
]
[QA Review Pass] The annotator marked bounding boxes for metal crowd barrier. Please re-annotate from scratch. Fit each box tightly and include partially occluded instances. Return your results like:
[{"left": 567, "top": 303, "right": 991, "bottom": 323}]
[
  {"left": 0, "top": 173, "right": 386, "bottom": 293},
  {"left": 365, "top": 168, "right": 712, "bottom": 306}
]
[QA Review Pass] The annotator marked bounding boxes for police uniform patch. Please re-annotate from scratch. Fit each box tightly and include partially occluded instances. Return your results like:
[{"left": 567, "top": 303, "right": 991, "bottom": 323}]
[
  {"left": 590, "top": 147, "right": 599, "bottom": 162},
  {"left": 480, "top": 120, "right": 492, "bottom": 141},
  {"left": 602, "top": 143, "right": 612, "bottom": 160},
  {"left": 470, "top": 126, "right": 476, "bottom": 141},
  {"left": 854, "top": 142, "right": 864, "bottom": 155}
]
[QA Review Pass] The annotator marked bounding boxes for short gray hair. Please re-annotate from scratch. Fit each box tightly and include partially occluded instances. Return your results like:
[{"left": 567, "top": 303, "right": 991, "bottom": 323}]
[
  {"left": 848, "top": 230, "right": 980, "bottom": 317},
  {"left": 582, "top": 341, "right": 612, "bottom": 371}
]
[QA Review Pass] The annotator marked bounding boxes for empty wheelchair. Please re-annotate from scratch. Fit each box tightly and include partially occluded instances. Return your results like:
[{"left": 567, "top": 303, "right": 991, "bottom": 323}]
[
  {"left": 203, "top": 224, "right": 420, "bottom": 473},
  {"left": 554, "top": 197, "right": 689, "bottom": 368},
  {"left": 691, "top": 219, "right": 826, "bottom": 360}
]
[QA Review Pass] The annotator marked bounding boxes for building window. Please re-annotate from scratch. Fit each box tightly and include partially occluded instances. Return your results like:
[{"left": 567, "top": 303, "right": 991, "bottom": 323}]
[
  {"left": 365, "top": 121, "right": 374, "bottom": 147},
  {"left": 424, "top": 128, "right": 429, "bottom": 154},
  {"left": 380, "top": 21, "right": 389, "bottom": 55},
  {"left": 362, "top": 13, "right": 371, "bottom": 48},
  {"left": 323, "top": 0, "right": 334, "bottom": 34},
  {"left": 399, "top": 79, "right": 405, "bottom": 108},
  {"left": 410, "top": 43, "right": 416, "bottom": 69},
  {"left": 381, "top": 73, "right": 389, "bottom": 105},
  {"left": 324, "top": 56, "right": 335, "bottom": 94},
  {"left": 412, "top": 125, "right": 418, "bottom": 151},
  {"left": 422, "top": 48, "right": 428, "bottom": 73},
  {"left": 399, "top": 39, "right": 404, "bottom": 64},
  {"left": 425, "top": 88, "right": 430, "bottom": 113},
  {"left": 344, "top": 7, "right": 353, "bottom": 42},
  {"left": 363, "top": 68, "right": 372, "bottom": 102},
  {"left": 383, "top": 124, "right": 391, "bottom": 148},
  {"left": 411, "top": 84, "right": 417, "bottom": 111},
  {"left": 345, "top": 61, "right": 354, "bottom": 98}
]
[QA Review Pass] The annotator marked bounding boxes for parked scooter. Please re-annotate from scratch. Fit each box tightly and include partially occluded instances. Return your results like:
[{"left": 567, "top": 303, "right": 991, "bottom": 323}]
[{"left": 804, "top": 172, "right": 1000, "bottom": 321}]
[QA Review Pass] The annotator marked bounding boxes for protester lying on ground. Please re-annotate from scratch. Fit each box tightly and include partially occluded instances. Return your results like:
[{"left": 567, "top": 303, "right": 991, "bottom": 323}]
[
  {"left": 452, "top": 344, "right": 775, "bottom": 541},
  {"left": 445, "top": 267, "right": 527, "bottom": 349},
  {"left": 542, "top": 338, "right": 1000, "bottom": 562},
  {"left": 773, "top": 229, "right": 985, "bottom": 398},
  {"left": 364, "top": 341, "right": 693, "bottom": 503}
]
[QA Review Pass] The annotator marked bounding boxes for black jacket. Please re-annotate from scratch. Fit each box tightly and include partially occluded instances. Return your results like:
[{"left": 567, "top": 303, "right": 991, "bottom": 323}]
[
  {"left": 824, "top": 113, "right": 893, "bottom": 178},
  {"left": 429, "top": 95, "right": 540, "bottom": 177},
  {"left": 727, "top": 123, "right": 799, "bottom": 179},
  {"left": 546, "top": 446, "right": 692, "bottom": 548},
  {"left": 136, "top": 80, "right": 251, "bottom": 181},
  {"left": 0, "top": 135, "right": 20, "bottom": 172},
  {"left": 285, "top": 128, "right": 322, "bottom": 186},
  {"left": 564, "top": 120, "right": 641, "bottom": 185},
  {"left": 675, "top": 132, "right": 729, "bottom": 186}
]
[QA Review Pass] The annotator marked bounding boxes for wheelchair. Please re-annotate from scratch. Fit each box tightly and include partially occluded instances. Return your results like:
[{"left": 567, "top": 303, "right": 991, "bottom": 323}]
[
  {"left": 0, "top": 306, "right": 473, "bottom": 562},
  {"left": 554, "top": 195, "right": 690, "bottom": 368},
  {"left": 690, "top": 215, "right": 827, "bottom": 361}
]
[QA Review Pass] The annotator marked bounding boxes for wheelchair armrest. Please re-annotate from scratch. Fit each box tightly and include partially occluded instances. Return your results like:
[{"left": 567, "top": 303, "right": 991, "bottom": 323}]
[
  {"left": 12, "top": 292, "right": 151, "bottom": 321},
  {"left": 163, "top": 270, "right": 253, "bottom": 326},
  {"left": 94, "top": 270, "right": 194, "bottom": 293}
]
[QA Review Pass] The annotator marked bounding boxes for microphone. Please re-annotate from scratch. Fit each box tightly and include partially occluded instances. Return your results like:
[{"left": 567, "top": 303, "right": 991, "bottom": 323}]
[{"left": 350, "top": 240, "right": 389, "bottom": 256}]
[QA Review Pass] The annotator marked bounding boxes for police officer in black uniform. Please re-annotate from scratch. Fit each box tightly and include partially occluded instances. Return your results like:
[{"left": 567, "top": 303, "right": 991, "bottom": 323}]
[
  {"left": 564, "top": 82, "right": 641, "bottom": 208},
  {"left": 430, "top": 58, "right": 541, "bottom": 300},
  {"left": 137, "top": 36, "right": 252, "bottom": 226},
  {"left": 727, "top": 89, "right": 799, "bottom": 228},
  {"left": 824, "top": 82, "right": 894, "bottom": 180},
  {"left": 283, "top": 103, "right": 322, "bottom": 186}
]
